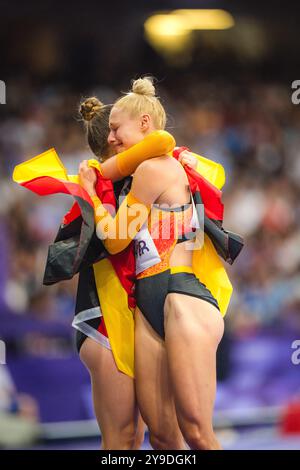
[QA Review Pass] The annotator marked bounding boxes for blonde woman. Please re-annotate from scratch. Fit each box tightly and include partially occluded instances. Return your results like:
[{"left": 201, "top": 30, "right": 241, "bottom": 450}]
[{"left": 79, "top": 77, "right": 224, "bottom": 450}]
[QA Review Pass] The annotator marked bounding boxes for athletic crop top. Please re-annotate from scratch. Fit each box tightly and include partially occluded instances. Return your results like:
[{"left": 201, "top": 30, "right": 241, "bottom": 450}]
[{"left": 135, "top": 200, "right": 197, "bottom": 279}]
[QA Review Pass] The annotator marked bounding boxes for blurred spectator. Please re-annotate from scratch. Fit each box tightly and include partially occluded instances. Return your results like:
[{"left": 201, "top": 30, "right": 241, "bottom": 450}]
[
  {"left": 1, "top": 78, "right": 299, "bottom": 336},
  {"left": 0, "top": 365, "right": 40, "bottom": 447}
]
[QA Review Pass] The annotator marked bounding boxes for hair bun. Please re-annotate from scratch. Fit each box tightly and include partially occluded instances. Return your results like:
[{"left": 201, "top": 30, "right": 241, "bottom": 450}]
[
  {"left": 80, "top": 97, "right": 104, "bottom": 122},
  {"left": 131, "top": 77, "right": 155, "bottom": 97}
]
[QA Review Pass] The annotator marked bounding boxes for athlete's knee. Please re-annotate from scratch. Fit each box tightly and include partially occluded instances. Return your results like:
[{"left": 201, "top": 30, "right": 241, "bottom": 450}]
[
  {"left": 102, "top": 422, "right": 137, "bottom": 450},
  {"left": 149, "top": 430, "right": 184, "bottom": 450},
  {"left": 180, "top": 421, "right": 220, "bottom": 450},
  {"left": 132, "top": 426, "right": 145, "bottom": 449},
  {"left": 148, "top": 420, "right": 185, "bottom": 450},
  {"left": 183, "top": 428, "right": 210, "bottom": 450},
  {"left": 119, "top": 427, "right": 137, "bottom": 450}
]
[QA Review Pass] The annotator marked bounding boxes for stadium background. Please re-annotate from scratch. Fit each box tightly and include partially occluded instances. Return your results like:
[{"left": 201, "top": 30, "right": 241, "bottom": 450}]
[{"left": 1, "top": 0, "right": 300, "bottom": 449}]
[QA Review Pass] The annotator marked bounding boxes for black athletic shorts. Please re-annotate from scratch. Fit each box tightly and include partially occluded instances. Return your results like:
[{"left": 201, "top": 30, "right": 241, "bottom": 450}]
[{"left": 135, "top": 268, "right": 220, "bottom": 339}]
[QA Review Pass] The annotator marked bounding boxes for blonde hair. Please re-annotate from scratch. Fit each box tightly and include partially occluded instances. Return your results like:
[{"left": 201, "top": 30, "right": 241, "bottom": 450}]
[{"left": 114, "top": 77, "right": 166, "bottom": 129}]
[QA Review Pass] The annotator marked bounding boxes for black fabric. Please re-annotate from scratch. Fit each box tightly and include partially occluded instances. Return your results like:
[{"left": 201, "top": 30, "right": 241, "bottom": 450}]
[
  {"left": 43, "top": 177, "right": 131, "bottom": 351},
  {"left": 168, "top": 272, "right": 220, "bottom": 311},
  {"left": 43, "top": 176, "right": 243, "bottom": 286},
  {"left": 75, "top": 318, "right": 102, "bottom": 353},
  {"left": 75, "top": 265, "right": 99, "bottom": 314},
  {"left": 74, "top": 265, "right": 101, "bottom": 352},
  {"left": 43, "top": 196, "right": 101, "bottom": 285},
  {"left": 43, "top": 177, "right": 132, "bottom": 286},
  {"left": 193, "top": 190, "right": 244, "bottom": 265},
  {"left": 136, "top": 270, "right": 219, "bottom": 339},
  {"left": 73, "top": 178, "right": 132, "bottom": 352},
  {"left": 113, "top": 176, "right": 132, "bottom": 203},
  {"left": 42, "top": 172, "right": 242, "bottom": 350},
  {"left": 136, "top": 271, "right": 170, "bottom": 338},
  {"left": 204, "top": 215, "right": 244, "bottom": 265}
]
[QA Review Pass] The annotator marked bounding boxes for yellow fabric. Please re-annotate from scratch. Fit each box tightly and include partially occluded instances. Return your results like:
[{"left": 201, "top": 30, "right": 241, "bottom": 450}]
[
  {"left": 87, "top": 159, "right": 103, "bottom": 175},
  {"left": 55, "top": 159, "right": 102, "bottom": 184},
  {"left": 170, "top": 266, "right": 194, "bottom": 275},
  {"left": 13, "top": 148, "right": 68, "bottom": 184},
  {"left": 91, "top": 192, "right": 151, "bottom": 255},
  {"left": 13, "top": 149, "right": 135, "bottom": 377},
  {"left": 166, "top": 150, "right": 225, "bottom": 190},
  {"left": 188, "top": 151, "right": 232, "bottom": 315},
  {"left": 165, "top": 150, "right": 232, "bottom": 314},
  {"left": 169, "top": 263, "right": 232, "bottom": 314},
  {"left": 12, "top": 138, "right": 233, "bottom": 378},
  {"left": 192, "top": 234, "right": 232, "bottom": 316},
  {"left": 12, "top": 135, "right": 174, "bottom": 379},
  {"left": 195, "top": 153, "right": 226, "bottom": 190},
  {"left": 93, "top": 258, "right": 135, "bottom": 378},
  {"left": 117, "top": 130, "right": 175, "bottom": 177},
  {"left": 12, "top": 148, "right": 97, "bottom": 188}
]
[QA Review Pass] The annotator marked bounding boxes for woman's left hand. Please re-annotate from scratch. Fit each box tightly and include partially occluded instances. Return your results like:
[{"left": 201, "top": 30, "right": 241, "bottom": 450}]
[{"left": 79, "top": 160, "right": 97, "bottom": 197}]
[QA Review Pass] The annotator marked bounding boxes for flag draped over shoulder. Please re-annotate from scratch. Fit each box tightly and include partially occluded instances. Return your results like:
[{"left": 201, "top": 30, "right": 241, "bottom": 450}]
[
  {"left": 13, "top": 146, "right": 244, "bottom": 376},
  {"left": 172, "top": 148, "right": 244, "bottom": 316},
  {"left": 13, "top": 148, "right": 135, "bottom": 377}
]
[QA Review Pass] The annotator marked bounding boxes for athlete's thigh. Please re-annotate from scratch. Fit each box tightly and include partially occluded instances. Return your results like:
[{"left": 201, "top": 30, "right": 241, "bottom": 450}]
[
  {"left": 134, "top": 307, "right": 178, "bottom": 431},
  {"left": 164, "top": 294, "right": 224, "bottom": 425},
  {"left": 80, "top": 337, "right": 138, "bottom": 429}
]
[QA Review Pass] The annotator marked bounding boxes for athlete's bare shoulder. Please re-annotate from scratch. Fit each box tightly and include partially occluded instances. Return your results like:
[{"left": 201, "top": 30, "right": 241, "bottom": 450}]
[
  {"left": 135, "top": 154, "right": 182, "bottom": 179},
  {"left": 131, "top": 155, "right": 180, "bottom": 205}
]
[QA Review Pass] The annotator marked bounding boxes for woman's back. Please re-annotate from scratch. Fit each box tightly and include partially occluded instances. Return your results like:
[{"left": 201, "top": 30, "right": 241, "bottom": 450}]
[{"left": 133, "top": 155, "right": 194, "bottom": 269}]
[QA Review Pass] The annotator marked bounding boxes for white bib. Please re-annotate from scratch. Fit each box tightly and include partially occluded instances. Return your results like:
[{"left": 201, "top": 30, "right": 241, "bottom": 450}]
[{"left": 134, "top": 222, "right": 161, "bottom": 275}]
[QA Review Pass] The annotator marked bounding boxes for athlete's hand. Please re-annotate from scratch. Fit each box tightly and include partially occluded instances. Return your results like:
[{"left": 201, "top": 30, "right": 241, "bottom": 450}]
[
  {"left": 79, "top": 160, "right": 97, "bottom": 197},
  {"left": 178, "top": 150, "right": 198, "bottom": 169}
]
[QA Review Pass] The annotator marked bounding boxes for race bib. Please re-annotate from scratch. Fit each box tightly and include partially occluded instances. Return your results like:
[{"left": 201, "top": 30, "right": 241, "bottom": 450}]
[{"left": 134, "top": 223, "right": 161, "bottom": 275}]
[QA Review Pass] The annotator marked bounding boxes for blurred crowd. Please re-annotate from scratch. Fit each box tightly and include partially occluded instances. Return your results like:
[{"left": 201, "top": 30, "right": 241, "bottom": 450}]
[{"left": 0, "top": 77, "right": 300, "bottom": 359}]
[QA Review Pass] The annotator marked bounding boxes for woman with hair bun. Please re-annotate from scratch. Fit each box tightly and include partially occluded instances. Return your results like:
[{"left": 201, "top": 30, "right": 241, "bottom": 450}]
[
  {"left": 72, "top": 93, "right": 175, "bottom": 450},
  {"left": 77, "top": 96, "right": 145, "bottom": 450},
  {"left": 80, "top": 76, "right": 225, "bottom": 450}
]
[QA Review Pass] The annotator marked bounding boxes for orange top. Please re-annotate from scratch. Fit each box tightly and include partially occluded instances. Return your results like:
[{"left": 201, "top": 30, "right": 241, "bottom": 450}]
[{"left": 136, "top": 203, "right": 194, "bottom": 279}]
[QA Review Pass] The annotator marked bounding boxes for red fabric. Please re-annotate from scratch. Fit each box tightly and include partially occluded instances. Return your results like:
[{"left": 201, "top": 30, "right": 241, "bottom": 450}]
[
  {"left": 98, "top": 316, "right": 109, "bottom": 337},
  {"left": 22, "top": 170, "right": 136, "bottom": 309},
  {"left": 63, "top": 202, "right": 81, "bottom": 225},
  {"left": 185, "top": 165, "right": 224, "bottom": 221},
  {"left": 90, "top": 165, "right": 222, "bottom": 309},
  {"left": 172, "top": 152, "right": 224, "bottom": 221},
  {"left": 57, "top": 172, "right": 116, "bottom": 226},
  {"left": 93, "top": 169, "right": 136, "bottom": 309},
  {"left": 172, "top": 146, "right": 190, "bottom": 159},
  {"left": 24, "top": 162, "right": 222, "bottom": 311},
  {"left": 94, "top": 172, "right": 116, "bottom": 215},
  {"left": 21, "top": 176, "right": 93, "bottom": 205},
  {"left": 110, "top": 248, "right": 136, "bottom": 309}
]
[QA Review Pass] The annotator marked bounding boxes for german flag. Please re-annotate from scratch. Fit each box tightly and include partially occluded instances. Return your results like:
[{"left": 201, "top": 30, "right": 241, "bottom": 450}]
[
  {"left": 173, "top": 147, "right": 244, "bottom": 315},
  {"left": 13, "top": 147, "right": 244, "bottom": 374},
  {"left": 13, "top": 148, "right": 136, "bottom": 377}
]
